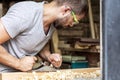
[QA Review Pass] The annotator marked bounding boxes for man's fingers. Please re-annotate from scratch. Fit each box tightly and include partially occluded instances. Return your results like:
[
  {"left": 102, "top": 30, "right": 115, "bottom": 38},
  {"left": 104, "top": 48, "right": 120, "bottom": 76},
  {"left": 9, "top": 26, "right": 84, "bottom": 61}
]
[
  {"left": 52, "top": 54, "right": 62, "bottom": 61},
  {"left": 48, "top": 54, "right": 62, "bottom": 67},
  {"left": 33, "top": 56, "right": 37, "bottom": 61},
  {"left": 51, "top": 54, "right": 62, "bottom": 67},
  {"left": 51, "top": 61, "right": 61, "bottom": 68}
]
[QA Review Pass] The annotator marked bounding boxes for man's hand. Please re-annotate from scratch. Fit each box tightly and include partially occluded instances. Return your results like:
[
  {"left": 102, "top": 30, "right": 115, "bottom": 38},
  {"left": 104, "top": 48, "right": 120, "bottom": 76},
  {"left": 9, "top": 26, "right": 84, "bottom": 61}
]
[
  {"left": 17, "top": 56, "right": 37, "bottom": 71},
  {"left": 47, "top": 53, "right": 62, "bottom": 68}
]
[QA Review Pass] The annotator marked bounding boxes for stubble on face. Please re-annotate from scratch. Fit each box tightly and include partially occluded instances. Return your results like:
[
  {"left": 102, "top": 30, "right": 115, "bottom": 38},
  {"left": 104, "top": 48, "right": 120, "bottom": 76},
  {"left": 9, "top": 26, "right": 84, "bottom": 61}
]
[{"left": 53, "top": 16, "right": 70, "bottom": 29}]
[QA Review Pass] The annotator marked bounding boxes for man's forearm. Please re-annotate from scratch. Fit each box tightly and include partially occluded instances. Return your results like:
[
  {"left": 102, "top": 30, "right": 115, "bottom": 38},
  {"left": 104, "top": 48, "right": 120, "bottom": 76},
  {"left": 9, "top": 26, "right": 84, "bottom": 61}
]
[
  {"left": 39, "top": 43, "right": 62, "bottom": 68},
  {"left": 39, "top": 42, "right": 51, "bottom": 61},
  {"left": 0, "top": 45, "right": 20, "bottom": 70},
  {"left": 40, "top": 49, "right": 51, "bottom": 61}
]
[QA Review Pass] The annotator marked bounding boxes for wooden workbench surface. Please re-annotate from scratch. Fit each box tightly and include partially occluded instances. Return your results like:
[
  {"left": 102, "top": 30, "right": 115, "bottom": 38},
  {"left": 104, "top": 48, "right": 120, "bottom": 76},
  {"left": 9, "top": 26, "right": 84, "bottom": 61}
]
[{"left": 0, "top": 68, "right": 101, "bottom": 80}]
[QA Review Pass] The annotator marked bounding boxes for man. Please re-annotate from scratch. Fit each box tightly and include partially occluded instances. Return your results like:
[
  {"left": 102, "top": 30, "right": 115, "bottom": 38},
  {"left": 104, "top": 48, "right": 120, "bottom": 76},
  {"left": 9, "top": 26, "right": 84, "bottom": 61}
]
[{"left": 0, "top": 0, "right": 88, "bottom": 72}]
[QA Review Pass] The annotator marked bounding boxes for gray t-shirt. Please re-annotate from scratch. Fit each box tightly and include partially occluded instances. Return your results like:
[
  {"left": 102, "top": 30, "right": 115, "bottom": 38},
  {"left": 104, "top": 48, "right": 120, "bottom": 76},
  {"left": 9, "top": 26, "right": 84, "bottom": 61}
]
[{"left": 0, "top": 1, "right": 55, "bottom": 72}]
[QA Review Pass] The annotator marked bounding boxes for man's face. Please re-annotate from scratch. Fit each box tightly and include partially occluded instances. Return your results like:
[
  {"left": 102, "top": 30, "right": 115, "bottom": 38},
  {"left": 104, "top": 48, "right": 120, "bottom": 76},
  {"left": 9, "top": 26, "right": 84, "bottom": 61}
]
[
  {"left": 54, "top": 12, "right": 85, "bottom": 29},
  {"left": 54, "top": 15, "right": 70, "bottom": 29}
]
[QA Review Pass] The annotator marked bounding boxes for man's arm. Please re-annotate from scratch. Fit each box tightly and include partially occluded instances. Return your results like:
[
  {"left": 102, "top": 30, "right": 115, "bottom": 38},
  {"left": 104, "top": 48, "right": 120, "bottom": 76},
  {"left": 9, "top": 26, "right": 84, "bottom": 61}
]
[
  {"left": 0, "top": 20, "right": 10, "bottom": 44},
  {"left": 0, "top": 21, "right": 20, "bottom": 70},
  {"left": 39, "top": 42, "right": 62, "bottom": 68},
  {"left": 0, "top": 21, "right": 36, "bottom": 71},
  {"left": 39, "top": 42, "right": 51, "bottom": 61}
]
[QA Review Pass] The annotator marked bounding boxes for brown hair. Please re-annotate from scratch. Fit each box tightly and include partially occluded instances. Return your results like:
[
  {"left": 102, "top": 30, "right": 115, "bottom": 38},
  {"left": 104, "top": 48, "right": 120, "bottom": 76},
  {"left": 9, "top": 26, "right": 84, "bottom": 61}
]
[{"left": 53, "top": 0, "right": 88, "bottom": 15}]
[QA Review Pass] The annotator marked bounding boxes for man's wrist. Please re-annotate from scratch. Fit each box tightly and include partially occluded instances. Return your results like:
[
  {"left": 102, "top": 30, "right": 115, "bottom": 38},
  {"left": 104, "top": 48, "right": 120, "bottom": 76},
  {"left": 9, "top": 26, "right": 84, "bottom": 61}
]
[{"left": 14, "top": 59, "right": 21, "bottom": 70}]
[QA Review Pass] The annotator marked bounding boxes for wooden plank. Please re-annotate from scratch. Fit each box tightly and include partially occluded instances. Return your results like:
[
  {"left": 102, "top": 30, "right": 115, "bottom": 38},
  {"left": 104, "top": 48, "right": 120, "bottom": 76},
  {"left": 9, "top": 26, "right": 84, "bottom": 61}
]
[
  {"left": 51, "top": 30, "right": 61, "bottom": 53},
  {"left": 58, "top": 30, "right": 84, "bottom": 37},
  {"left": 88, "top": 0, "right": 96, "bottom": 39},
  {"left": 59, "top": 47, "right": 100, "bottom": 53}
]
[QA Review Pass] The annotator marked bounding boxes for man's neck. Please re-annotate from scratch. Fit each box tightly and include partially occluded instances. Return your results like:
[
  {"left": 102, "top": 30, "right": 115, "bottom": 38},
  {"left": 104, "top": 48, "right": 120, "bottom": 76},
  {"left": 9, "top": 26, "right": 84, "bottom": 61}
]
[{"left": 43, "top": 2, "right": 57, "bottom": 30}]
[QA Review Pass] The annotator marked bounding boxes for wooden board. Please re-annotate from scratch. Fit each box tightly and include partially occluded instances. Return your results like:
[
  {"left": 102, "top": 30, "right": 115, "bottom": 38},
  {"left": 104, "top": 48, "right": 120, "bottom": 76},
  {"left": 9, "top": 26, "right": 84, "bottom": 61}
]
[{"left": 0, "top": 68, "right": 100, "bottom": 80}]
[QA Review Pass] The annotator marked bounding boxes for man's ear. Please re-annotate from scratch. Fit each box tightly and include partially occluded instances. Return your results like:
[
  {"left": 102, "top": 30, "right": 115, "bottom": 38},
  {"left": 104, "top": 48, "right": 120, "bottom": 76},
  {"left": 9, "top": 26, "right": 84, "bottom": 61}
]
[{"left": 60, "top": 5, "right": 71, "bottom": 17}]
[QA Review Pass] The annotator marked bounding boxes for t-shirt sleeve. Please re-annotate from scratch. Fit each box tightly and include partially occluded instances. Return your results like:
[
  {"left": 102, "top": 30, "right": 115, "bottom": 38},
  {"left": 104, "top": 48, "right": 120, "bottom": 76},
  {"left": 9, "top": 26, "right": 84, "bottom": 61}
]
[{"left": 1, "top": 3, "right": 32, "bottom": 38}]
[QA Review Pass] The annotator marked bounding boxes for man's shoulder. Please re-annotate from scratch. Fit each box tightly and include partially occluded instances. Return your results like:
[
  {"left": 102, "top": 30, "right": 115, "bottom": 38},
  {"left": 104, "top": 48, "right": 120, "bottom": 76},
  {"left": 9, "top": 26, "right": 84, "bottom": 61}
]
[
  {"left": 12, "top": 1, "right": 41, "bottom": 8},
  {"left": 8, "top": 1, "right": 44, "bottom": 14},
  {"left": 15, "top": 1, "right": 38, "bottom": 5}
]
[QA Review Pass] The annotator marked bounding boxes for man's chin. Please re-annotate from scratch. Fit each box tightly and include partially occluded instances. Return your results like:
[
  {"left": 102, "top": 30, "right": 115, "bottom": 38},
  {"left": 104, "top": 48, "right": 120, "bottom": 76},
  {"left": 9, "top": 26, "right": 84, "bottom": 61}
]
[{"left": 62, "top": 25, "right": 70, "bottom": 28}]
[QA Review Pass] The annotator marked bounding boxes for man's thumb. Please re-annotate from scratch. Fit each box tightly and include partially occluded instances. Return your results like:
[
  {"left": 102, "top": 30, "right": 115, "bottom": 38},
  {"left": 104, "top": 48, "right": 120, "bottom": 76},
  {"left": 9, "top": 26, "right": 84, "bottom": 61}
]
[{"left": 33, "top": 56, "right": 37, "bottom": 61}]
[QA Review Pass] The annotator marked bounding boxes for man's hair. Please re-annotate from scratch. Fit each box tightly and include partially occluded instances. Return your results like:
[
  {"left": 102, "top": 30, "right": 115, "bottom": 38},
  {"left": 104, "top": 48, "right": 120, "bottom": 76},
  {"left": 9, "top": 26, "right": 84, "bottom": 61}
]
[{"left": 53, "top": 0, "right": 88, "bottom": 15}]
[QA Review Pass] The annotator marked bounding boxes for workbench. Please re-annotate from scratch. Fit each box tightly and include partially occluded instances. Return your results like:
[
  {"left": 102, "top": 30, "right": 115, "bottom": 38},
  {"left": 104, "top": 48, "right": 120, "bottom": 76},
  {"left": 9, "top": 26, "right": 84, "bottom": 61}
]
[{"left": 0, "top": 68, "right": 100, "bottom": 80}]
